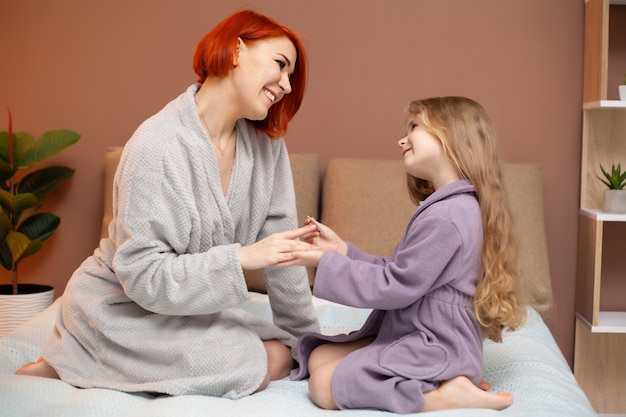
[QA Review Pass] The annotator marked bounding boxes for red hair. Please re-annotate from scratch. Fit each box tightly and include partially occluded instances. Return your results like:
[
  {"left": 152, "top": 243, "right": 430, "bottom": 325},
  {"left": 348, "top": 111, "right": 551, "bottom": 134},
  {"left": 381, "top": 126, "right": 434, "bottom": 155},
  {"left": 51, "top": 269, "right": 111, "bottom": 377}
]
[{"left": 193, "top": 10, "right": 307, "bottom": 138}]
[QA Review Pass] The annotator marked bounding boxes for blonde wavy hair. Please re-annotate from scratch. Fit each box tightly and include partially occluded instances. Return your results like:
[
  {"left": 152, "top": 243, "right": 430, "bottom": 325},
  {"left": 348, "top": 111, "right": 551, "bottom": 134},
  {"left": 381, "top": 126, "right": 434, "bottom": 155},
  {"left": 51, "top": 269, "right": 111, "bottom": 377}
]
[{"left": 405, "top": 97, "right": 526, "bottom": 342}]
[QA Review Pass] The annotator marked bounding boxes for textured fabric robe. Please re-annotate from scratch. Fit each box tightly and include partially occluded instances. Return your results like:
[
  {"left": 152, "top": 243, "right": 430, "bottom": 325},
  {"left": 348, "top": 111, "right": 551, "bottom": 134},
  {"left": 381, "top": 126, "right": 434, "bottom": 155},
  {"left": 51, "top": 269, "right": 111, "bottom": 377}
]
[
  {"left": 43, "top": 84, "right": 319, "bottom": 399},
  {"left": 291, "top": 181, "right": 483, "bottom": 414}
]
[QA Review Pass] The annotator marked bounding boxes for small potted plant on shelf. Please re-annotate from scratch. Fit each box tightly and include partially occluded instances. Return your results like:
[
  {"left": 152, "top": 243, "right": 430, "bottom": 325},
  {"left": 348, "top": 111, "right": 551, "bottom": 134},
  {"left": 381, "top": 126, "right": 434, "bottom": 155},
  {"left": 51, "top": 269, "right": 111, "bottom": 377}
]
[
  {"left": 599, "top": 163, "right": 626, "bottom": 214},
  {"left": 620, "top": 72, "right": 626, "bottom": 101},
  {"left": 0, "top": 106, "right": 80, "bottom": 336}
]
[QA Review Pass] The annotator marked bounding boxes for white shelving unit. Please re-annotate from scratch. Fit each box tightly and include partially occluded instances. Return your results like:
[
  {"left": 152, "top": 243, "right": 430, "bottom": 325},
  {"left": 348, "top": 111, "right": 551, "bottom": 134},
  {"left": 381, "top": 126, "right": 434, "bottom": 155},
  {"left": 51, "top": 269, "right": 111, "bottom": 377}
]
[
  {"left": 583, "top": 100, "right": 626, "bottom": 109},
  {"left": 580, "top": 207, "right": 626, "bottom": 221},
  {"left": 573, "top": 0, "right": 626, "bottom": 413}
]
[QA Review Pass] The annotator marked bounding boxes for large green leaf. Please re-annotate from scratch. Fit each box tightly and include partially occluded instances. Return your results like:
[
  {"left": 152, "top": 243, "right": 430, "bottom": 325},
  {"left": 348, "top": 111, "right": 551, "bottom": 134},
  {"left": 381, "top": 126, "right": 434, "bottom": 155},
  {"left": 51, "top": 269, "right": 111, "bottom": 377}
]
[
  {"left": 0, "top": 159, "right": 13, "bottom": 186},
  {"left": 17, "top": 166, "right": 75, "bottom": 199},
  {"left": 0, "top": 244, "right": 11, "bottom": 270},
  {"left": 0, "top": 131, "right": 33, "bottom": 164},
  {"left": 6, "top": 230, "right": 43, "bottom": 262},
  {"left": 14, "top": 130, "right": 80, "bottom": 169},
  {"left": 0, "top": 213, "right": 57, "bottom": 270},
  {"left": 0, "top": 211, "right": 12, "bottom": 234},
  {"left": 17, "top": 212, "right": 60, "bottom": 241},
  {"left": 0, "top": 131, "right": 35, "bottom": 166},
  {"left": 0, "top": 189, "right": 38, "bottom": 221}
]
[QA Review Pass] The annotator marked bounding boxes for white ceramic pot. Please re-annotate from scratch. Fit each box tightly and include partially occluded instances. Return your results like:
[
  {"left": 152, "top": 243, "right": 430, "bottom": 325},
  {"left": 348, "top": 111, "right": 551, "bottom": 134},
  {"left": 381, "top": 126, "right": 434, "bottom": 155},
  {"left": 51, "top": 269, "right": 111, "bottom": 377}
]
[
  {"left": 0, "top": 284, "right": 54, "bottom": 337},
  {"left": 620, "top": 85, "right": 626, "bottom": 101},
  {"left": 603, "top": 189, "right": 626, "bottom": 214}
]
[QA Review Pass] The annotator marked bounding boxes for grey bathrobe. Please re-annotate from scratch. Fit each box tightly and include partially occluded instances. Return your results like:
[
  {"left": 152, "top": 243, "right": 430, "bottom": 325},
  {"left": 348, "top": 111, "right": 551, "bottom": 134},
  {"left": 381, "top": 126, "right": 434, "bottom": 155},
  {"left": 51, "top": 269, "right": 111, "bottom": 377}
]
[{"left": 43, "top": 84, "right": 319, "bottom": 399}]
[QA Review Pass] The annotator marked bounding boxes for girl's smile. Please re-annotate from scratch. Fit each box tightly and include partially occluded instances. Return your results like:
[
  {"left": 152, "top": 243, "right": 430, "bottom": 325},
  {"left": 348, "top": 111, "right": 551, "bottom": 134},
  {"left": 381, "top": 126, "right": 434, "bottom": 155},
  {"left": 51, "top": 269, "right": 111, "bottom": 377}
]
[{"left": 398, "top": 119, "right": 461, "bottom": 190}]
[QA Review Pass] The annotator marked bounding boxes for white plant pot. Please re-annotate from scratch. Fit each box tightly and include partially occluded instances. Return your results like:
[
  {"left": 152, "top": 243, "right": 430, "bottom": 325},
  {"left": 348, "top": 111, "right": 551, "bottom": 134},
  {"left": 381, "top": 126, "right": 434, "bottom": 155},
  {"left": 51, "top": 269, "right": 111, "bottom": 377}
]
[
  {"left": 603, "top": 189, "right": 626, "bottom": 214},
  {"left": 620, "top": 85, "right": 626, "bottom": 101},
  {"left": 0, "top": 284, "right": 54, "bottom": 337}
]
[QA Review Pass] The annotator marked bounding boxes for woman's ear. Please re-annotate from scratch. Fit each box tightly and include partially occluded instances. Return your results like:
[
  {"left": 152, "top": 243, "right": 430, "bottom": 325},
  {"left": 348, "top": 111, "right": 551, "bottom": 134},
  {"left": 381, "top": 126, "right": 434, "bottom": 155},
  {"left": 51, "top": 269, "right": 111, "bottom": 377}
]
[{"left": 234, "top": 37, "right": 244, "bottom": 67}]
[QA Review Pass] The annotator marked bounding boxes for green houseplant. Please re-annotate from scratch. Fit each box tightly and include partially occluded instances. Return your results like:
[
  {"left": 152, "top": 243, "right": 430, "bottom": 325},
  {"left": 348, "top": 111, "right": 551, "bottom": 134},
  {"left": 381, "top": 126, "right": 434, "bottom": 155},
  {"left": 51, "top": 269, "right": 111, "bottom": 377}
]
[
  {"left": 620, "top": 72, "right": 626, "bottom": 100},
  {"left": 599, "top": 163, "right": 626, "bottom": 190},
  {"left": 599, "top": 163, "right": 626, "bottom": 213},
  {"left": 0, "top": 106, "right": 80, "bottom": 335}
]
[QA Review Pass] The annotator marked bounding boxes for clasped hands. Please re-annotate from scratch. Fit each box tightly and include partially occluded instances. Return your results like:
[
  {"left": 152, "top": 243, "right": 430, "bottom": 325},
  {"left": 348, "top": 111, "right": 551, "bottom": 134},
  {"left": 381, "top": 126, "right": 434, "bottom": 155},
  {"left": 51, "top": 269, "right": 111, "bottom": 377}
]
[{"left": 238, "top": 218, "right": 346, "bottom": 270}]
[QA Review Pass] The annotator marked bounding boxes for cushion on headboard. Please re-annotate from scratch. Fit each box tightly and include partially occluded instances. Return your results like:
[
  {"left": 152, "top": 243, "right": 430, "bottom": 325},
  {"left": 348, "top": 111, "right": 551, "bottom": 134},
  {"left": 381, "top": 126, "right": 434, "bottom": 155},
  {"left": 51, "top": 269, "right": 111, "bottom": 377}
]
[
  {"left": 501, "top": 163, "right": 553, "bottom": 312},
  {"left": 101, "top": 146, "right": 320, "bottom": 293},
  {"left": 101, "top": 147, "right": 119, "bottom": 240},
  {"left": 320, "top": 159, "right": 416, "bottom": 258},
  {"left": 320, "top": 159, "right": 553, "bottom": 313}
]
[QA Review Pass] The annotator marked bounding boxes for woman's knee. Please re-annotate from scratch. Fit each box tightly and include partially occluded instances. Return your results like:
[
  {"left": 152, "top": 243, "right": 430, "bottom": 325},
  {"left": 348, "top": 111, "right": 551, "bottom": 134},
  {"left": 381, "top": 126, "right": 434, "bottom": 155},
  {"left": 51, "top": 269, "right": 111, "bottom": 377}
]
[
  {"left": 263, "top": 339, "right": 292, "bottom": 381},
  {"left": 254, "top": 373, "right": 271, "bottom": 394},
  {"left": 255, "top": 340, "right": 291, "bottom": 394}
]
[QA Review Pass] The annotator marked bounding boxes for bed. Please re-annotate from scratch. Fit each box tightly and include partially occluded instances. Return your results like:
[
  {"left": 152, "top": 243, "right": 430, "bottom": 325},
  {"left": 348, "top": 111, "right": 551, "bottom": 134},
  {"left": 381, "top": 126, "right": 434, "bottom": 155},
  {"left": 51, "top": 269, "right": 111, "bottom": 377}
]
[
  {"left": 0, "top": 148, "right": 597, "bottom": 416},
  {"left": 0, "top": 293, "right": 595, "bottom": 416}
]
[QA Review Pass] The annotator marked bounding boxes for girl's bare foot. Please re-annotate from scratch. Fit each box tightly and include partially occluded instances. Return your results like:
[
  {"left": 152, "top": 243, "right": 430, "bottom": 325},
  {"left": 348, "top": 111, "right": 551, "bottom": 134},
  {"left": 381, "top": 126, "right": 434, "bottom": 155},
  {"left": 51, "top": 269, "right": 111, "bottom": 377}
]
[
  {"left": 478, "top": 378, "right": 492, "bottom": 390},
  {"left": 422, "top": 376, "right": 513, "bottom": 411},
  {"left": 15, "top": 357, "right": 59, "bottom": 379}
]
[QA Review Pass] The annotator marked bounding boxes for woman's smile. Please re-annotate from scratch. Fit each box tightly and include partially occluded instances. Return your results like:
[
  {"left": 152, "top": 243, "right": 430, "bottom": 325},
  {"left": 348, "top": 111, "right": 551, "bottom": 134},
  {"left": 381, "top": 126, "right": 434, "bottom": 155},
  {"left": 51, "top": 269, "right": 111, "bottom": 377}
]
[{"left": 263, "top": 88, "right": 277, "bottom": 104}]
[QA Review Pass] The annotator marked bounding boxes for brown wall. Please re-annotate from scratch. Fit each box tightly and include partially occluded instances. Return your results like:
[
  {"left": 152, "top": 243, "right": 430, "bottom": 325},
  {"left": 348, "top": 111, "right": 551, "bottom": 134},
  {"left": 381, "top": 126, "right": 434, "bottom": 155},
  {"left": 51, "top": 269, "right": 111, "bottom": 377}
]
[{"left": 0, "top": 0, "right": 585, "bottom": 366}]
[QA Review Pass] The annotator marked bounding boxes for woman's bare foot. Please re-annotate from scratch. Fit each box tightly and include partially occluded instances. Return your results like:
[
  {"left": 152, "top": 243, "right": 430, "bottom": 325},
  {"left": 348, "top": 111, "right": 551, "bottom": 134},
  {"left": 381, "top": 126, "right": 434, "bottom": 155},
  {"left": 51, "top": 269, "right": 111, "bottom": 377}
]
[
  {"left": 422, "top": 376, "right": 513, "bottom": 411},
  {"left": 15, "top": 357, "right": 59, "bottom": 379}
]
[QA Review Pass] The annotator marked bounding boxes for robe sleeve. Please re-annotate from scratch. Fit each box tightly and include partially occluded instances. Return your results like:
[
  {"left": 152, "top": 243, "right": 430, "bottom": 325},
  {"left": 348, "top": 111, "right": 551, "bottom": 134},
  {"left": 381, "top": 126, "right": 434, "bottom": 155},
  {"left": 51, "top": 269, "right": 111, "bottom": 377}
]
[
  {"left": 257, "top": 142, "right": 320, "bottom": 343},
  {"left": 314, "top": 215, "right": 464, "bottom": 310}
]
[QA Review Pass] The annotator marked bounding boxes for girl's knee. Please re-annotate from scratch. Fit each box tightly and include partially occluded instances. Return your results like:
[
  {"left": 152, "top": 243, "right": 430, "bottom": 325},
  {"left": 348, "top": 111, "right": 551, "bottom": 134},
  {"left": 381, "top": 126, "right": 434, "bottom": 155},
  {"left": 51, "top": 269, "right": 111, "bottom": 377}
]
[
  {"left": 308, "top": 362, "right": 339, "bottom": 410},
  {"left": 309, "top": 337, "right": 374, "bottom": 373},
  {"left": 308, "top": 344, "right": 328, "bottom": 372}
]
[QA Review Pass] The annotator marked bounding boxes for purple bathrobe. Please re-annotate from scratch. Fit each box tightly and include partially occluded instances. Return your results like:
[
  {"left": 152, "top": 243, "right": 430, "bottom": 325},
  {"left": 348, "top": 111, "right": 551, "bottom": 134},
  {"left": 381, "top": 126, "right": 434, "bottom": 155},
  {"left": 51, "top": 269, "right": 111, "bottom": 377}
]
[{"left": 291, "top": 180, "right": 484, "bottom": 414}]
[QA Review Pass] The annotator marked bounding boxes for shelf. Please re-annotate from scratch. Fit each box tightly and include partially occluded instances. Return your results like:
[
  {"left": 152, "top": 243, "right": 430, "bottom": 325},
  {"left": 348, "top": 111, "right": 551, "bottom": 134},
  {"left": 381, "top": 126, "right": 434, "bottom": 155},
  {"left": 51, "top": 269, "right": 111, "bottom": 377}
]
[
  {"left": 577, "top": 311, "right": 626, "bottom": 333},
  {"left": 583, "top": 100, "right": 626, "bottom": 109},
  {"left": 576, "top": 1, "right": 626, "bottom": 412},
  {"left": 580, "top": 208, "right": 626, "bottom": 221}
]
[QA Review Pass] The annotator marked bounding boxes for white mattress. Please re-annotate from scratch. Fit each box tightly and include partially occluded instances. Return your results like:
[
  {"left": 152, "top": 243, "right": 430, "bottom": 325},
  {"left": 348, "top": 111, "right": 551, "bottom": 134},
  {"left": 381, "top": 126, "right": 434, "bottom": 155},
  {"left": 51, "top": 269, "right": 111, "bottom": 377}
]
[{"left": 0, "top": 293, "right": 596, "bottom": 417}]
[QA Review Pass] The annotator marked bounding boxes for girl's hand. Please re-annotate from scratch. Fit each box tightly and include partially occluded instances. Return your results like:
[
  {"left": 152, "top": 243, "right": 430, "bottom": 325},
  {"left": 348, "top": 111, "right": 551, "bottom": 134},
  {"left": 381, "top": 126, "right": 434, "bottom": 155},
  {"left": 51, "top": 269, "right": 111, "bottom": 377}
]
[
  {"left": 276, "top": 218, "right": 348, "bottom": 268},
  {"left": 238, "top": 224, "right": 320, "bottom": 270},
  {"left": 301, "top": 217, "right": 347, "bottom": 256}
]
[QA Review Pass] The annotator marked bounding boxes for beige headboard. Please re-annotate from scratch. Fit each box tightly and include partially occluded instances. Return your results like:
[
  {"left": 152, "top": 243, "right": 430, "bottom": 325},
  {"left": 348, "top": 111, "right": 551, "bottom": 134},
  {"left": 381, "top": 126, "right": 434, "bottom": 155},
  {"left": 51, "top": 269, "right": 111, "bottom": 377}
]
[{"left": 102, "top": 147, "right": 552, "bottom": 312}]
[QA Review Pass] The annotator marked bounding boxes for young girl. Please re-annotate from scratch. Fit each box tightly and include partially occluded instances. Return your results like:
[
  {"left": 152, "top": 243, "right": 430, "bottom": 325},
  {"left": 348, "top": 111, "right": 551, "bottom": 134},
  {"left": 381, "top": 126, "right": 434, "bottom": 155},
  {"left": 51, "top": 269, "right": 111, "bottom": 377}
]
[{"left": 284, "top": 97, "right": 528, "bottom": 413}]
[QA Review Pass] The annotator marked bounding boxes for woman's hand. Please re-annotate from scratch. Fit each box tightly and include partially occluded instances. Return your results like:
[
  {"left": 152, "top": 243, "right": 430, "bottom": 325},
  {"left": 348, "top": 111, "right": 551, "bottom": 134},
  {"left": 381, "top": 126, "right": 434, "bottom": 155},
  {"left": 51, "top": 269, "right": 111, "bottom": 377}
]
[
  {"left": 239, "top": 224, "right": 321, "bottom": 270},
  {"left": 276, "top": 218, "right": 347, "bottom": 268}
]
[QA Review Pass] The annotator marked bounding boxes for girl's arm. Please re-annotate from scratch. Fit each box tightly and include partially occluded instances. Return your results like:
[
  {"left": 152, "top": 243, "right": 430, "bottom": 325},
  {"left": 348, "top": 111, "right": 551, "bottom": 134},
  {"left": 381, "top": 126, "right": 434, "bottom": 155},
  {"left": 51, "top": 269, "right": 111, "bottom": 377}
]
[{"left": 313, "top": 216, "right": 464, "bottom": 310}]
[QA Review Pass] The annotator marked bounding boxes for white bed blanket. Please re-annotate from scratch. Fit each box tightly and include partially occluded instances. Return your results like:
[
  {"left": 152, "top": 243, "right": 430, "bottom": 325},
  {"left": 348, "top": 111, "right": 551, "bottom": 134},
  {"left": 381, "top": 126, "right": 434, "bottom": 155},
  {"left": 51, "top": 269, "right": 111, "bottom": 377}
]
[{"left": 0, "top": 293, "right": 596, "bottom": 417}]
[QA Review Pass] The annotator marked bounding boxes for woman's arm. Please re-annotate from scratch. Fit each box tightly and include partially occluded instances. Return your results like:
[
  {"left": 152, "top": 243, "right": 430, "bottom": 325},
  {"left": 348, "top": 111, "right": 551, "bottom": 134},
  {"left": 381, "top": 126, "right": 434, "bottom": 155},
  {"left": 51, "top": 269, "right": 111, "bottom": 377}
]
[{"left": 257, "top": 143, "right": 320, "bottom": 340}]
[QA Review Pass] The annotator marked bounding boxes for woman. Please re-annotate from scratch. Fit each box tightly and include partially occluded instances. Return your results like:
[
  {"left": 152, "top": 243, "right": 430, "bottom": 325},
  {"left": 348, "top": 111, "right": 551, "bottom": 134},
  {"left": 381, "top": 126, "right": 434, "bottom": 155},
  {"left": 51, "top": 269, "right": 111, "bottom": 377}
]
[{"left": 16, "top": 9, "right": 320, "bottom": 398}]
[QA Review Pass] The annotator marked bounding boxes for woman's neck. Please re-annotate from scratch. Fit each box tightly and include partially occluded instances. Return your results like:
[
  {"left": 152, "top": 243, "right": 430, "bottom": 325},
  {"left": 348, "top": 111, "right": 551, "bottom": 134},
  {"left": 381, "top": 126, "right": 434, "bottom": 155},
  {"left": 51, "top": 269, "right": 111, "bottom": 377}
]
[{"left": 195, "top": 80, "right": 238, "bottom": 140}]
